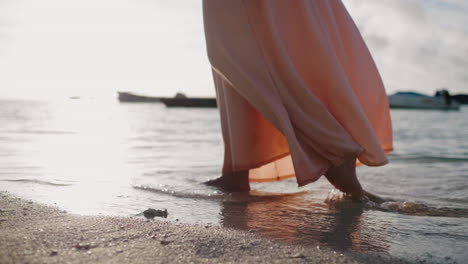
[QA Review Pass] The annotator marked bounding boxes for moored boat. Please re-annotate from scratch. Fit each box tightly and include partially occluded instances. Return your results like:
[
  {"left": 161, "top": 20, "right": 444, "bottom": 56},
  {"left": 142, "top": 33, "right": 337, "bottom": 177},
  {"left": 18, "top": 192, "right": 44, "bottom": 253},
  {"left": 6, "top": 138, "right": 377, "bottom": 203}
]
[
  {"left": 160, "top": 98, "right": 217, "bottom": 108},
  {"left": 161, "top": 93, "right": 217, "bottom": 108},
  {"left": 388, "top": 90, "right": 459, "bottom": 110}
]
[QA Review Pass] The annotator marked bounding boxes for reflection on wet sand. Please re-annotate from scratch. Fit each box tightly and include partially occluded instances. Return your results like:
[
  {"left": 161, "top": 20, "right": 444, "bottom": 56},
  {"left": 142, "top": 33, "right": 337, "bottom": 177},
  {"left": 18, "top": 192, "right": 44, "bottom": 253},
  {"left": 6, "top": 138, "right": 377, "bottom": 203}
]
[{"left": 219, "top": 191, "right": 391, "bottom": 253}]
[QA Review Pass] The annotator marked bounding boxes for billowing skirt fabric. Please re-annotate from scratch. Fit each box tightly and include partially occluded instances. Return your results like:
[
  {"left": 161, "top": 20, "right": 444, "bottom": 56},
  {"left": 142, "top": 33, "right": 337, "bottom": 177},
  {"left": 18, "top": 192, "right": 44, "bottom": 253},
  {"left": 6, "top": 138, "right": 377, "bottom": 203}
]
[{"left": 203, "top": 0, "right": 393, "bottom": 186}]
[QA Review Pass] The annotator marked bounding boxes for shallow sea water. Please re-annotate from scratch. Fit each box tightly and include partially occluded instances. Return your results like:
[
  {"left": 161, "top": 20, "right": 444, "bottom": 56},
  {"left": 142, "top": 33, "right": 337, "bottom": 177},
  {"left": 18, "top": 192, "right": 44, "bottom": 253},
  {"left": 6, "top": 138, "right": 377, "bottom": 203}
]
[{"left": 0, "top": 99, "right": 467, "bottom": 263}]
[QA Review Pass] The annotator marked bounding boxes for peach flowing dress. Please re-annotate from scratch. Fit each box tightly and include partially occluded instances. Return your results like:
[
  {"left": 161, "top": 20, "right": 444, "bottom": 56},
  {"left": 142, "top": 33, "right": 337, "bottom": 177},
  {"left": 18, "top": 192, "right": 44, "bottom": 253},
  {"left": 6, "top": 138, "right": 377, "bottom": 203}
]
[{"left": 203, "top": 0, "right": 393, "bottom": 187}]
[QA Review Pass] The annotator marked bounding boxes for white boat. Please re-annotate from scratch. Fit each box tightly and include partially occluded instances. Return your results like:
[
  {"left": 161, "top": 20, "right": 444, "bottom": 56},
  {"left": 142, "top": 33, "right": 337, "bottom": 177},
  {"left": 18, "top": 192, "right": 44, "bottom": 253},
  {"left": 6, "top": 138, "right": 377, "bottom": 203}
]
[{"left": 388, "top": 90, "right": 460, "bottom": 110}]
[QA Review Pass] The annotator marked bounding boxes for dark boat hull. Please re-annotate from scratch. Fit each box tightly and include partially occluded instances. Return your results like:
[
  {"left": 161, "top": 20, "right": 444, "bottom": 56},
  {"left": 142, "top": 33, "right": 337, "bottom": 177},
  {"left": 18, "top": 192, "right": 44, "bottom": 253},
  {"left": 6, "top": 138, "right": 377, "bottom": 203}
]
[
  {"left": 161, "top": 98, "right": 217, "bottom": 108},
  {"left": 452, "top": 94, "right": 468, "bottom": 105}
]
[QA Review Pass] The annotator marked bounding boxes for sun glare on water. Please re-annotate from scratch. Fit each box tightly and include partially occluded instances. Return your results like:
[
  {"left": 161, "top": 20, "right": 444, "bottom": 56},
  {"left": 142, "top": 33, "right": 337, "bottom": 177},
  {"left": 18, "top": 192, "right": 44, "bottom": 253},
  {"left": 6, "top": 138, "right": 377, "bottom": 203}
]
[{"left": 18, "top": 98, "right": 138, "bottom": 213}]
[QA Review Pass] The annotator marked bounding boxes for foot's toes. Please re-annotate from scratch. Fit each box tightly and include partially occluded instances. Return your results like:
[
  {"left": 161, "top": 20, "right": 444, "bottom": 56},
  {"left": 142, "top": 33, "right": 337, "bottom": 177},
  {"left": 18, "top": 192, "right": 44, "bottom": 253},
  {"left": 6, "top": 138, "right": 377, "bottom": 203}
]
[
  {"left": 325, "top": 189, "right": 351, "bottom": 204},
  {"left": 203, "top": 176, "right": 250, "bottom": 192},
  {"left": 204, "top": 178, "right": 222, "bottom": 187}
]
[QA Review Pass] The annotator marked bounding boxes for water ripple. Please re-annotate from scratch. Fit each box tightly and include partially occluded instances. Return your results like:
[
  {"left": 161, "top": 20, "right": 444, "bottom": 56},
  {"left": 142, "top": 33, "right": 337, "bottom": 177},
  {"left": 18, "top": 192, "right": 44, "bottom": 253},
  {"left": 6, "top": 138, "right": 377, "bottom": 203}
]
[{"left": 1, "top": 178, "right": 75, "bottom": 187}]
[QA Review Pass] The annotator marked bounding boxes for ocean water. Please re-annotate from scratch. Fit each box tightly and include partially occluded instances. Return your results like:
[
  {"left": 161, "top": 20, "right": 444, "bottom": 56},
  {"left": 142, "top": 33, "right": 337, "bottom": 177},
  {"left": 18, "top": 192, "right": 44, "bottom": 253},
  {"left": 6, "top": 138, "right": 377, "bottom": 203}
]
[{"left": 0, "top": 98, "right": 467, "bottom": 263}]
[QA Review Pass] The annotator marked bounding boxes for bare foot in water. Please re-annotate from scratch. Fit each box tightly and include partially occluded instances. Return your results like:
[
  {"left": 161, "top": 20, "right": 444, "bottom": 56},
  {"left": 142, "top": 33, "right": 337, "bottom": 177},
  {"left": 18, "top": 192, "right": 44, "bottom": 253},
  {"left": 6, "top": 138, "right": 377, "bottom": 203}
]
[
  {"left": 204, "top": 170, "right": 250, "bottom": 192},
  {"left": 324, "top": 158, "right": 366, "bottom": 201}
]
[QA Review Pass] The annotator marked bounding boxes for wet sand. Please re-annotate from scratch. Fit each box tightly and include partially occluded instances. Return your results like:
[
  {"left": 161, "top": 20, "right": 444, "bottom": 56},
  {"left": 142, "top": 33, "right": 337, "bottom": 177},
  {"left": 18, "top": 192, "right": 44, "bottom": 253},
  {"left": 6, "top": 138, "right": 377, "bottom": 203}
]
[{"left": 0, "top": 192, "right": 408, "bottom": 264}]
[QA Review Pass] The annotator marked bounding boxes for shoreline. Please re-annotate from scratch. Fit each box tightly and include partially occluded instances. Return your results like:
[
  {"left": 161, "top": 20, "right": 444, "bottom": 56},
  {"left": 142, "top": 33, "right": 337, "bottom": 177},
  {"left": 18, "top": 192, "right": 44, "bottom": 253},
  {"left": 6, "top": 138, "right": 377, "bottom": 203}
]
[{"left": 0, "top": 192, "right": 407, "bottom": 263}]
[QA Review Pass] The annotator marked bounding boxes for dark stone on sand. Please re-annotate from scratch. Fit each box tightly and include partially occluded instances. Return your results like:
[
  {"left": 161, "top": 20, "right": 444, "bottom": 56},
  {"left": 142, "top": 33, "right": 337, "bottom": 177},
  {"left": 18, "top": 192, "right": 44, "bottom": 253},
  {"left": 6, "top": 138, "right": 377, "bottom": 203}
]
[
  {"left": 50, "top": 250, "right": 58, "bottom": 256},
  {"left": 160, "top": 240, "right": 172, "bottom": 246},
  {"left": 143, "top": 208, "right": 168, "bottom": 219},
  {"left": 74, "top": 243, "right": 92, "bottom": 250}
]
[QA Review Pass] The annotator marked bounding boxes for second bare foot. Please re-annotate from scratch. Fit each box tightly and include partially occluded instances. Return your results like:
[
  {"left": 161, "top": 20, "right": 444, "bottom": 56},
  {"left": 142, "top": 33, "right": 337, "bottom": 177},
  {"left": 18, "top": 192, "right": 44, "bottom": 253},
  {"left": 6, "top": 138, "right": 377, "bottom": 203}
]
[{"left": 204, "top": 170, "right": 250, "bottom": 192}]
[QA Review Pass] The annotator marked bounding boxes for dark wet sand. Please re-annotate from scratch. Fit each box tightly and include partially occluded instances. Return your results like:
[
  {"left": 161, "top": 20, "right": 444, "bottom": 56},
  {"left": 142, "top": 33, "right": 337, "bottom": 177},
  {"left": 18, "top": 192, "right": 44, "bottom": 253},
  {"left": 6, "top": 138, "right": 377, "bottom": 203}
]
[{"left": 0, "top": 192, "right": 408, "bottom": 264}]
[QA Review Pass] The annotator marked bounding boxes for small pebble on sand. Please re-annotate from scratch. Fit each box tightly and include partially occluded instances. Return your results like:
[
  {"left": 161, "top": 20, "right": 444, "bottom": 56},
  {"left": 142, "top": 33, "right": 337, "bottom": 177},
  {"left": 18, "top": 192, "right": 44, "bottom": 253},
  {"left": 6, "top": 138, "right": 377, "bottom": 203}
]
[{"left": 143, "top": 208, "right": 168, "bottom": 219}]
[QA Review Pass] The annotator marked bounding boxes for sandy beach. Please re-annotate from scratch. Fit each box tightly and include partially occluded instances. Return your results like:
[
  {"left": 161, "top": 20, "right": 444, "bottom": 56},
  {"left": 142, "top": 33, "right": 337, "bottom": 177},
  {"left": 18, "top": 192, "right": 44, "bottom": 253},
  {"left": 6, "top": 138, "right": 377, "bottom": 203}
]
[{"left": 0, "top": 192, "right": 413, "bottom": 264}]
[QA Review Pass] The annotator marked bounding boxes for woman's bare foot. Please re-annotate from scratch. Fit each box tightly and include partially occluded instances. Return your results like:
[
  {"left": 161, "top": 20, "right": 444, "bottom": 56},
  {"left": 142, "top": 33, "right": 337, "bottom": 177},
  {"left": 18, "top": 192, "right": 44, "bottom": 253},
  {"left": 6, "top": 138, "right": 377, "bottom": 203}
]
[
  {"left": 204, "top": 170, "right": 250, "bottom": 192},
  {"left": 324, "top": 158, "right": 365, "bottom": 201}
]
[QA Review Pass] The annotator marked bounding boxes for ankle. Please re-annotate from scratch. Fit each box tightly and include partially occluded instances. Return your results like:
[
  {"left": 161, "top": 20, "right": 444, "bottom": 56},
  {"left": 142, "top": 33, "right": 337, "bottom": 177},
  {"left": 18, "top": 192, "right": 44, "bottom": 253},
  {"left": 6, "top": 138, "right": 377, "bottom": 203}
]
[{"left": 324, "top": 158, "right": 363, "bottom": 197}]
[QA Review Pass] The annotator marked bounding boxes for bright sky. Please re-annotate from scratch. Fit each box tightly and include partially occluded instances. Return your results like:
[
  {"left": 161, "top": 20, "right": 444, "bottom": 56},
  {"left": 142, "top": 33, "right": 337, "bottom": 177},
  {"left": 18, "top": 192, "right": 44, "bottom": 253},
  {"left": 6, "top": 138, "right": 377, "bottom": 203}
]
[{"left": 0, "top": 0, "right": 467, "bottom": 100}]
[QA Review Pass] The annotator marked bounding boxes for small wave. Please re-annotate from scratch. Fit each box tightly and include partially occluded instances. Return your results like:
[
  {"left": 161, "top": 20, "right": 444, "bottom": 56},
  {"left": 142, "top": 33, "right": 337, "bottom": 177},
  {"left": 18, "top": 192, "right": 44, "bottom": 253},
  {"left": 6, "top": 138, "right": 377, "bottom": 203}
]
[
  {"left": 0, "top": 130, "right": 75, "bottom": 135},
  {"left": 325, "top": 190, "right": 468, "bottom": 218},
  {"left": 132, "top": 185, "right": 307, "bottom": 202},
  {"left": 378, "top": 201, "right": 468, "bottom": 218},
  {"left": 1, "top": 179, "right": 74, "bottom": 187},
  {"left": 133, "top": 185, "right": 226, "bottom": 200},
  {"left": 390, "top": 155, "right": 468, "bottom": 163}
]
